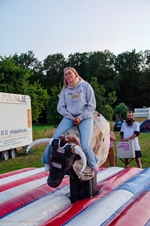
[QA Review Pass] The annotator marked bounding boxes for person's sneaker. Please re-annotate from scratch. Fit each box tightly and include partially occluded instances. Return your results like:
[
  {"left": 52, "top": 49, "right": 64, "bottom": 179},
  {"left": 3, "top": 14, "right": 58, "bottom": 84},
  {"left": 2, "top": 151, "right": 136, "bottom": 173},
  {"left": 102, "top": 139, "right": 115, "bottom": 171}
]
[{"left": 92, "top": 166, "right": 99, "bottom": 174}]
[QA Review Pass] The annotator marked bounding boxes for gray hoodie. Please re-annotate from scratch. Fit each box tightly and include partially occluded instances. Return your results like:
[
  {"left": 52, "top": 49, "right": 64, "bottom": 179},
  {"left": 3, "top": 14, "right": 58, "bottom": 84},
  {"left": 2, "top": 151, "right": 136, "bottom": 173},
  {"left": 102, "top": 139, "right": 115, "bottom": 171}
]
[{"left": 57, "top": 80, "right": 96, "bottom": 121}]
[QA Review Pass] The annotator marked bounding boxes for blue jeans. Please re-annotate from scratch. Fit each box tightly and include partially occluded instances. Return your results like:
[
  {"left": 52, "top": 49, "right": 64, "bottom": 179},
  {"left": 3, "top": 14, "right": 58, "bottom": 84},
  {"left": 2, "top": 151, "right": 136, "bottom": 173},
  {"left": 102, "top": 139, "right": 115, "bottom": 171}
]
[{"left": 41, "top": 116, "right": 97, "bottom": 169}]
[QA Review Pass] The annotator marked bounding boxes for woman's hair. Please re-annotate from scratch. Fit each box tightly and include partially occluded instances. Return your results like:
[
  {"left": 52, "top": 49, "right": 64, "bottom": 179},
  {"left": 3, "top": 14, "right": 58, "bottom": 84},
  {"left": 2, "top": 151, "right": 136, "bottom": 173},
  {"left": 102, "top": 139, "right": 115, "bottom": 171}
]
[{"left": 59, "top": 67, "right": 83, "bottom": 96}]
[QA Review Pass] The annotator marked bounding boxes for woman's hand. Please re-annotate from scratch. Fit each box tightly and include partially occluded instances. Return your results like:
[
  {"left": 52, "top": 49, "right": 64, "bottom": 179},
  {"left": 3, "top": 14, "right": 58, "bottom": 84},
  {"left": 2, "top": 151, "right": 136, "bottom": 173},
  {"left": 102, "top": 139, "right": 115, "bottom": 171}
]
[{"left": 74, "top": 117, "right": 80, "bottom": 126}]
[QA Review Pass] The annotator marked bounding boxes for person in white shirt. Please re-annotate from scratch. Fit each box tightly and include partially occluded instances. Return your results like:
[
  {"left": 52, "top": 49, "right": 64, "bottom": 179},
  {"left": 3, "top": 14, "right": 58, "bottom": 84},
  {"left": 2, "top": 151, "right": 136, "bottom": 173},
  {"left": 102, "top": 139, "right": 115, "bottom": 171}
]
[{"left": 120, "top": 110, "right": 142, "bottom": 168}]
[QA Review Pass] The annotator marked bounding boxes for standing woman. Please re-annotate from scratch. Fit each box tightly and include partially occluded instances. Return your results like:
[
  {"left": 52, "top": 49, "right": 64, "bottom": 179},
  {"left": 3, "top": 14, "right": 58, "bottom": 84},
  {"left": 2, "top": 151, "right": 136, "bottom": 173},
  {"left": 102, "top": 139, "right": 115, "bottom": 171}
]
[{"left": 42, "top": 67, "right": 99, "bottom": 174}]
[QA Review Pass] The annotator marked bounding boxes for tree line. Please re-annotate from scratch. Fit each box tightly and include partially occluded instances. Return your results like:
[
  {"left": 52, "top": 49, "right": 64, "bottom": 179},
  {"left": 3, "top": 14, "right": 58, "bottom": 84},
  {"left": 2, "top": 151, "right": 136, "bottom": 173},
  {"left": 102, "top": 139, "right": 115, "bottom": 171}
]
[{"left": 0, "top": 49, "right": 150, "bottom": 125}]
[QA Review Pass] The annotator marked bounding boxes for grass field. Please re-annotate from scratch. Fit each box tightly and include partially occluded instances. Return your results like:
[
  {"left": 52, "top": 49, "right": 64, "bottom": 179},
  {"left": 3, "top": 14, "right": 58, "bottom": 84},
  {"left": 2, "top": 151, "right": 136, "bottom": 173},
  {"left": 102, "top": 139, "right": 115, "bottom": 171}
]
[
  {"left": 32, "top": 125, "right": 53, "bottom": 131},
  {"left": 0, "top": 126, "right": 150, "bottom": 174}
]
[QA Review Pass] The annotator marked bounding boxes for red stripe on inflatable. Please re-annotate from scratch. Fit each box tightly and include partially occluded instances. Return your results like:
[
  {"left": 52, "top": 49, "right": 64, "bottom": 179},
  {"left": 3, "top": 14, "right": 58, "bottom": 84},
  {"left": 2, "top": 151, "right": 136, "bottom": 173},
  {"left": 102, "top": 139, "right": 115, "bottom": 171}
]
[
  {"left": 0, "top": 168, "right": 36, "bottom": 179},
  {"left": 0, "top": 171, "right": 49, "bottom": 192},
  {"left": 108, "top": 191, "right": 150, "bottom": 226},
  {"left": 44, "top": 168, "right": 142, "bottom": 226},
  {"left": 0, "top": 176, "right": 69, "bottom": 218}
]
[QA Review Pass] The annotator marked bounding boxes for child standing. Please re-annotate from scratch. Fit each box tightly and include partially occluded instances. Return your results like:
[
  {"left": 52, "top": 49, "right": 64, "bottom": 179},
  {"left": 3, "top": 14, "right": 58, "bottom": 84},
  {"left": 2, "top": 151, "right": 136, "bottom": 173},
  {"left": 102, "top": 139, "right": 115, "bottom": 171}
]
[{"left": 102, "top": 131, "right": 116, "bottom": 167}]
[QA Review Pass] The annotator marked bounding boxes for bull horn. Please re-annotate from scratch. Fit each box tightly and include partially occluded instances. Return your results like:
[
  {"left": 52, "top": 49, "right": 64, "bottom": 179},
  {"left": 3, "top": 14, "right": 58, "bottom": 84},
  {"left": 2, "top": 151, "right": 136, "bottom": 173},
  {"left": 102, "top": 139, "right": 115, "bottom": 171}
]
[
  {"left": 26, "top": 138, "right": 53, "bottom": 154},
  {"left": 73, "top": 145, "right": 87, "bottom": 177}
]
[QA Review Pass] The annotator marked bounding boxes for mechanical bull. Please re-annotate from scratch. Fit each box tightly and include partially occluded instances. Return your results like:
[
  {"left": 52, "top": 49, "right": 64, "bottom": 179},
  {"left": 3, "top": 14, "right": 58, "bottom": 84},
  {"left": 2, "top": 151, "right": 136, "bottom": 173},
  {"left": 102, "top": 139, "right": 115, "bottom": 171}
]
[{"left": 27, "top": 112, "right": 110, "bottom": 190}]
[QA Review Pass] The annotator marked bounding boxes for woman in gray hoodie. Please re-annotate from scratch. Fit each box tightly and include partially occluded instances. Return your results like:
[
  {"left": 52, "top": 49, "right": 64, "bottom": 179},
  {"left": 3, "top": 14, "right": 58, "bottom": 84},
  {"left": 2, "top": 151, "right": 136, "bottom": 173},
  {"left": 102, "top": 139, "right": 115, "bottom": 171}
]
[{"left": 42, "top": 67, "right": 98, "bottom": 174}]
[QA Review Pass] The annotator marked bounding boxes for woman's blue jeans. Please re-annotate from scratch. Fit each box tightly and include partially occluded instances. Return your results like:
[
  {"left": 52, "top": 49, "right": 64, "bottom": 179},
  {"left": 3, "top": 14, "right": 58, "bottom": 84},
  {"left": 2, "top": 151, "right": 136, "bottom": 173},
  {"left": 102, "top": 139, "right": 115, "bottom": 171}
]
[{"left": 41, "top": 116, "right": 97, "bottom": 169}]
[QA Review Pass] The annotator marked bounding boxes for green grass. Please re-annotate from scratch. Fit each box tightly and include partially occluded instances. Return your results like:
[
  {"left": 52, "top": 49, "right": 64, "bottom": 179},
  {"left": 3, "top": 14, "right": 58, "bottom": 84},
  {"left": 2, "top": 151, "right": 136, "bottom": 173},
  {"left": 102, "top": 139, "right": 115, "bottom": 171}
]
[
  {"left": 0, "top": 127, "right": 150, "bottom": 174},
  {"left": 32, "top": 125, "right": 53, "bottom": 131}
]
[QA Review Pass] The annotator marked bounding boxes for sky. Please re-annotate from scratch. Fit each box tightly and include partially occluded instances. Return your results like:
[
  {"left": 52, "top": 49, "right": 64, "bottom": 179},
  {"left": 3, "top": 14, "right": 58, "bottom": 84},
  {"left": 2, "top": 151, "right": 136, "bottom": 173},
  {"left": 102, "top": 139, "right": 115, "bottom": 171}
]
[{"left": 0, "top": 0, "right": 150, "bottom": 61}]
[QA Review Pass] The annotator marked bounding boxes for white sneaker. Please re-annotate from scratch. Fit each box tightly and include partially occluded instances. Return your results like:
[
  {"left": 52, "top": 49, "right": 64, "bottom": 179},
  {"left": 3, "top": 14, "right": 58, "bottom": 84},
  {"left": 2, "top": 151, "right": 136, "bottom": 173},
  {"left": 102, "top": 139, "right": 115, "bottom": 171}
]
[
  {"left": 45, "top": 164, "right": 50, "bottom": 171},
  {"left": 92, "top": 166, "right": 99, "bottom": 174}
]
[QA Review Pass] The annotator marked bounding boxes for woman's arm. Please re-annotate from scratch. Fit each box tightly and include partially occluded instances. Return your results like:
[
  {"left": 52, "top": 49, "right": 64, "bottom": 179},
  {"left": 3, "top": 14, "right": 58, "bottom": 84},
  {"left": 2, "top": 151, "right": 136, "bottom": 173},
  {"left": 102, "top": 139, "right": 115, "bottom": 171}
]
[
  {"left": 110, "top": 131, "right": 116, "bottom": 141},
  {"left": 57, "top": 92, "right": 74, "bottom": 120},
  {"left": 78, "top": 83, "right": 96, "bottom": 121}
]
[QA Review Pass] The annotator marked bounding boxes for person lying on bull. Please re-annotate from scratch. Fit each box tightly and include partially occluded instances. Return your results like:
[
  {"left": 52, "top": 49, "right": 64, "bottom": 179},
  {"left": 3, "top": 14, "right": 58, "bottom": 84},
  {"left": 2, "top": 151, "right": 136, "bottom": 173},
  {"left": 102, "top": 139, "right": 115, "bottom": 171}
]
[{"left": 41, "top": 67, "right": 99, "bottom": 174}]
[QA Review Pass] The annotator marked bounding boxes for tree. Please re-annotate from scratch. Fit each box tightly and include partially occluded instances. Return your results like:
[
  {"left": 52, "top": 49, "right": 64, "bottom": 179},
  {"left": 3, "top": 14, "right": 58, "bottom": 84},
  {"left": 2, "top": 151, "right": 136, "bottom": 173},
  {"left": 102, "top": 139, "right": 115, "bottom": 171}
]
[
  {"left": 87, "top": 50, "right": 117, "bottom": 91},
  {"left": 12, "top": 51, "right": 46, "bottom": 91},
  {"left": 114, "top": 103, "right": 129, "bottom": 120},
  {"left": 43, "top": 54, "right": 66, "bottom": 94},
  {"left": 67, "top": 52, "right": 90, "bottom": 80},
  {"left": 0, "top": 56, "right": 48, "bottom": 123},
  {"left": 24, "top": 81, "right": 48, "bottom": 123},
  {"left": 47, "top": 84, "right": 62, "bottom": 126},
  {"left": 12, "top": 51, "right": 41, "bottom": 70},
  {"left": 114, "top": 50, "right": 142, "bottom": 108},
  {"left": 91, "top": 77, "right": 117, "bottom": 120},
  {"left": 0, "top": 56, "right": 31, "bottom": 94},
  {"left": 137, "top": 50, "right": 150, "bottom": 107}
]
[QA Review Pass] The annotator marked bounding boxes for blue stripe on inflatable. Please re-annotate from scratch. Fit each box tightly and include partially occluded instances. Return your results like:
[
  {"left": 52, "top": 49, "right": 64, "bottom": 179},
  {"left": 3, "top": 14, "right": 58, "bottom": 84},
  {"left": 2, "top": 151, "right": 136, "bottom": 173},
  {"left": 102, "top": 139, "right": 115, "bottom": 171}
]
[
  {"left": 142, "top": 181, "right": 150, "bottom": 192},
  {"left": 115, "top": 168, "right": 150, "bottom": 194},
  {"left": 63, "top": 168, "right": 150, "bottom": 226},
  {"left": 101, "top": 168, "right": 150, "bottom": 226}
]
